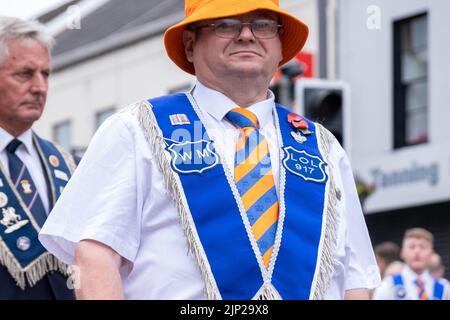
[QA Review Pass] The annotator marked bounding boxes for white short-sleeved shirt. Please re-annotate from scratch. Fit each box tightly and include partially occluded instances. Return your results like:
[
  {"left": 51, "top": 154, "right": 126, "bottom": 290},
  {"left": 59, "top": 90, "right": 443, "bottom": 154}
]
[
  {"left": 39, "top": 81, "right": 381, "bottom": 299},
  {"left": 373, "top": 265, "right": 450, "bottom": 300}
]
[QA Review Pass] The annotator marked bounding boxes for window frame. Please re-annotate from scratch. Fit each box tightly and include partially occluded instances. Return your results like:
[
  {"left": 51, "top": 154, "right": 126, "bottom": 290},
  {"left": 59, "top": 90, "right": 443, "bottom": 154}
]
[{"left": 393, "top": 12, "right": 429, "bottom": 149}]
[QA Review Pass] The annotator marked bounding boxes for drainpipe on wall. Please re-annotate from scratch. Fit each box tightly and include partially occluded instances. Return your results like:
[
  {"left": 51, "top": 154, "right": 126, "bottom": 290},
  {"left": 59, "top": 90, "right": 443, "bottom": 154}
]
[
  {"left": 318, "top": 0, "right": 328, "bottom": 79},
  {"left": 327, "top": 0, "right": 338, "bottom": 80},
  {"left": 318, "top": 0, "right": 338, "bottom": 79}
]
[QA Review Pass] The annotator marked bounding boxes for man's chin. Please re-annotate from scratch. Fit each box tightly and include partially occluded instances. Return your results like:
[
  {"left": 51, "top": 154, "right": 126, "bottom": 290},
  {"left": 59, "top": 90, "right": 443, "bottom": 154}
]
[
  {"left": 226, "top": 63, "right": 267, "bottom": 77},
  {"left": 410, "top": 263, "right": 426, "bottom": 270},
  {"left": 20, "top": 111, "right": 44, "bottom": 123}
]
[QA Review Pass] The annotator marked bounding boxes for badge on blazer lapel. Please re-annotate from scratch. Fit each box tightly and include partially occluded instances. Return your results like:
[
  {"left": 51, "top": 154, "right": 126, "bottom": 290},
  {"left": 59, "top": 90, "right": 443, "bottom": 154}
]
[
  {"left": 167, "top": 140, "right": 219, "bottom": 175},
  {"left": 282, "top": 146, "right": 328, "bottom": 183}
]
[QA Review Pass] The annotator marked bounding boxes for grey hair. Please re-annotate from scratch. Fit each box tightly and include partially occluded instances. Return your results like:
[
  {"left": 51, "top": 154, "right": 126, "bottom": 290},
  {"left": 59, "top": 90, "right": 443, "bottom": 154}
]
[{"left": 0, "top": 16, "right": 54, "bottom": 66}]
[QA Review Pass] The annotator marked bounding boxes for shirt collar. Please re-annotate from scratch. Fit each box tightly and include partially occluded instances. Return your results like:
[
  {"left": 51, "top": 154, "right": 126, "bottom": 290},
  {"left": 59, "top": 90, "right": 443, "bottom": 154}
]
[
  {"left": 192, "top": 80, "right": 275, "bottom": 129},
  {"left": 403, "top": 265, "right": 432, "bottom": 282},
  {"left": 0, "top": 127, "right": 34, "bottom": 154}
]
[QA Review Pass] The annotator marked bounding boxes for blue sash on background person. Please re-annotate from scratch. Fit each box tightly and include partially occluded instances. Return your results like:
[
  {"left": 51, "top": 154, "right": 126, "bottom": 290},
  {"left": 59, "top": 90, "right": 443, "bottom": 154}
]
[
  {"left": 144, "top": 93, "right": 336, "bottom": 299},
  {"left": 393, "top": 274, "right": 445, "bottom": 300},
  {"left": 0, "top": 134, "right": 74, "bottom": 298}
]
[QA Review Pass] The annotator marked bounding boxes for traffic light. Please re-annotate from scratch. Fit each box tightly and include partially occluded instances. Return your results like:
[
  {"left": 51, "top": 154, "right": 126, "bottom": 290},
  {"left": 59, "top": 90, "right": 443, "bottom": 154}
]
[{"left": 295, "top": 79, "right": 350, "bottom": 151}]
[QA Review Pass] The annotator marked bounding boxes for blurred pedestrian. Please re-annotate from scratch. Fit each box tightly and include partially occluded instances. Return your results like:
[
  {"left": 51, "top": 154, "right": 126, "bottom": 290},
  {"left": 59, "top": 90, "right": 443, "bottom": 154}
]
[
  {"left": 383, "top": 260, "right": 405, "bottom": 279},
  {"left": 0, "top": 16, "right": 76, "bottom": 299},
  {"left": 373, "top": 228, "right": 449, "bottom": 300},
  {"left": 428, "top": 252, "right": 449, "bottom": 285},
  {"left": 374, "top": 241, "right": 401, "bottom": 280}
]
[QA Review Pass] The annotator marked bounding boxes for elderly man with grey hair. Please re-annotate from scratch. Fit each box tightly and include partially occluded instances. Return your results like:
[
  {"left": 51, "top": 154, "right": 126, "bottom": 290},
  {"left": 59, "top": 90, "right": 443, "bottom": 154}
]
[{"left": 0, "top": 16, "right": 75, "bottom": 299}]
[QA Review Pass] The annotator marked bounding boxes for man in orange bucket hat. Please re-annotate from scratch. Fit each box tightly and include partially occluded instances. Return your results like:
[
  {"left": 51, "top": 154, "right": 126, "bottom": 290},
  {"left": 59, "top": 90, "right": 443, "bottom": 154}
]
[
  {"left": 40, "top": 0, "right": 380, "bottom": 300},
  {"left": 164, "top": 0, "right": 309, "bottom": 75}
]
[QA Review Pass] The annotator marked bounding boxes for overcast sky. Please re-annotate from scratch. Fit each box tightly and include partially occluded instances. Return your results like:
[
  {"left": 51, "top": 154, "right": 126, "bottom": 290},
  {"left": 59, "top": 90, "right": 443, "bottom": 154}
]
[{"left": 0, "top": 0, "right": 68, "bottom": 19}]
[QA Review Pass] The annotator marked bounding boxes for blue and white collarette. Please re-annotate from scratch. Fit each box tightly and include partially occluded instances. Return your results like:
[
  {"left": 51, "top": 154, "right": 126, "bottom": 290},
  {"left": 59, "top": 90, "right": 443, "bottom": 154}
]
[
  {"left": 0, "top": 134, "right": 73, "bottom": 289},
  {"left": 137, "top": 93, "right": 338, "bottom": 300}
]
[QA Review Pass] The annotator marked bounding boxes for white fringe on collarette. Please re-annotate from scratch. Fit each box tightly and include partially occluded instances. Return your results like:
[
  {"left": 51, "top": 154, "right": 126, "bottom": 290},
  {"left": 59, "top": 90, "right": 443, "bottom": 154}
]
[
  {"left": 135, "top": 100, "right": 221, "bottom": 300},
  {"left": 0, "top": 241, "right": 68, "bottom": 290},
  {"left": 254, "top": 283, "right": 283, "bottom": 300},
  {"left": 310, "top": 124, "right": 341, "bottom": 300}
]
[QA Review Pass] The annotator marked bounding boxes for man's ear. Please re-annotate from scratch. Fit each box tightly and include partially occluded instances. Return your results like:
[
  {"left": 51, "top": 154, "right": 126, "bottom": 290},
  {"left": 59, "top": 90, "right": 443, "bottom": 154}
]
[{"left": 183, "top": 29, "right": 196, "bottom": 63}]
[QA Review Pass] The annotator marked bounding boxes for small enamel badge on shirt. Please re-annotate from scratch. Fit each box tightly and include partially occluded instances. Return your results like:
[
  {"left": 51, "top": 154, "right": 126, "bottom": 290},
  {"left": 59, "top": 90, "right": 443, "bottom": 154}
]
[
  {"left": 288, "top": 113, "right": 312, "bottom": 144},
  {"left": 288, "top": 113, "right": 308, "bottom": 130},
  {"left": 170, "top": 114, "right": 190, "bottom": 126},
  {"left": 291, "top": 131, "right": 307, "bottom": 144}
]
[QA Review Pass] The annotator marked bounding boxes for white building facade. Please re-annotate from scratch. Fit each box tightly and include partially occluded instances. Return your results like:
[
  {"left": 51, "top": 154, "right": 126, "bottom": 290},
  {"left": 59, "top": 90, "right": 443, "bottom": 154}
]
[{"left": 338, "top": 0, "right": 450, "bottom": 268}]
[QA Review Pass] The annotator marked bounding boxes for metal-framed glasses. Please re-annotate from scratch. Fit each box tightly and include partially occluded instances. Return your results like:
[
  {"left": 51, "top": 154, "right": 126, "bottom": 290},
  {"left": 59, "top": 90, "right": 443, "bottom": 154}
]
[{"left": 194, "top": 18, "right": 283, "bottom": 39}]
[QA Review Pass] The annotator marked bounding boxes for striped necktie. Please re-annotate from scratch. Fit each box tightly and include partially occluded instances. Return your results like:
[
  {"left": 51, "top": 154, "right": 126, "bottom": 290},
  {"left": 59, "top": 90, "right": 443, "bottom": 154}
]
[
  {"left": 415, "top": 277, "right": 429, "bottom": 300},
  {"left": 226, "top": 108, "right": 279, "bottom": 268},
  {"left": 6, "top": 139, "right": 48, "bottom": 227}
]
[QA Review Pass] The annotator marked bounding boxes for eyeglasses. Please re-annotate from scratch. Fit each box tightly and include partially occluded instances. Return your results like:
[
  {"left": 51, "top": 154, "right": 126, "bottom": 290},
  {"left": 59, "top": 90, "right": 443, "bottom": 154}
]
[{"left": 193, "top": 18, "right": 283, "bottom": 39}]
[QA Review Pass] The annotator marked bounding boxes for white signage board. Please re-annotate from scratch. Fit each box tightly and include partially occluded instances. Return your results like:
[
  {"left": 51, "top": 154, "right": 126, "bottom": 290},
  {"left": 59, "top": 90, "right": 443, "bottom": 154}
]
[{"left": 354, "top": 141, "right": 450, "bottom": 214}]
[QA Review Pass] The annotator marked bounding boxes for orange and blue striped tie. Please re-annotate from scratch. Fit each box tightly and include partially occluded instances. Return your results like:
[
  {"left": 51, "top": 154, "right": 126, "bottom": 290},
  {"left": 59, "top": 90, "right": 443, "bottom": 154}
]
[
  {"left": 415, "top": 277, "right": 429, "bottom": 300},
  {"left": 226, "top": 108, "right": 279, "bottom": 268}
]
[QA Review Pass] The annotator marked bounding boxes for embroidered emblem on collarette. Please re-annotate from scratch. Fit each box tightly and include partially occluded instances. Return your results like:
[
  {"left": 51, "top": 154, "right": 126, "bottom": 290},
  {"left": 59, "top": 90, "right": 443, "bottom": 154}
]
[
  {"left": 282, "top": 146, "right": 328, "bottom": 183},
  {"left": 167, "top": 139, "right": 219, "bottom": 175},
  {"left": 1, "top": 207, "right": 29, "bottom": 234}
]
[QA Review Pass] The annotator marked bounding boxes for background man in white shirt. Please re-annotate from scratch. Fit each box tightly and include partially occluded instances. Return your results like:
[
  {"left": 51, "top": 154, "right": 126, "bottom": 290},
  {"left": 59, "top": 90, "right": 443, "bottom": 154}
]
[
  {"left": 0, "top": 16, "right": 75, "bottom": 299},
  {"left": 39, "top": 0, "right": 380, "bottom": 300},
  {"left": 374, "top": 241, "right": 401, "bottom": 280},
  {"left": 373, "top": 228, "right": 449, "bottom": 300},
  {"left": 428, "top": 252, "right": 449, "bottom": 285}
]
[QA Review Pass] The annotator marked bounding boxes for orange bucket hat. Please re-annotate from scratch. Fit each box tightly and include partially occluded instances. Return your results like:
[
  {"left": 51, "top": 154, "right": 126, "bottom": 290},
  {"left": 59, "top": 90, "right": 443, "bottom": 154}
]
[{"left": 164, "top": 0, "right": 309, "bottom": 75}]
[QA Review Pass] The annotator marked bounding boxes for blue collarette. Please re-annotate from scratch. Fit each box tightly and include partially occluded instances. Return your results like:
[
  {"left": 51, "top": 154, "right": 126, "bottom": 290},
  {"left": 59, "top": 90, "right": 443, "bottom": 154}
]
[{"left": 148, "top": 93, "right": 329, "bottom": 299}]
